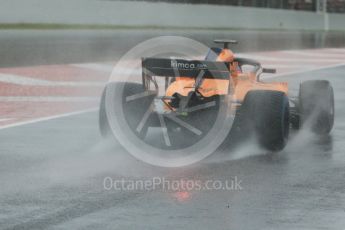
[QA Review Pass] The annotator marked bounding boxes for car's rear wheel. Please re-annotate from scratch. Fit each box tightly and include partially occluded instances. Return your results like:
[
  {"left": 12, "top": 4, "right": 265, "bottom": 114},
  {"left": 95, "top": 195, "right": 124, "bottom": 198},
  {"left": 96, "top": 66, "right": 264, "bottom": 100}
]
[
  {"left": 99, "top": 81, "right": 234, "bottom": 167},
  {"left": 243, "top": 90, "right": 290, "bottom": 151},
  {"left": 299, "top": 80, "right": 334, "bottom": 134}
]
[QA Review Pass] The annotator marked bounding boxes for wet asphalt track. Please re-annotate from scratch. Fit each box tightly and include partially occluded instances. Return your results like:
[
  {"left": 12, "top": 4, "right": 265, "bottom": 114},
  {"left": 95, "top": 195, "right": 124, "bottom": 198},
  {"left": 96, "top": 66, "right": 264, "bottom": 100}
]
[{"left": 0, "top": 30, "right": 345, "bottom": 229}]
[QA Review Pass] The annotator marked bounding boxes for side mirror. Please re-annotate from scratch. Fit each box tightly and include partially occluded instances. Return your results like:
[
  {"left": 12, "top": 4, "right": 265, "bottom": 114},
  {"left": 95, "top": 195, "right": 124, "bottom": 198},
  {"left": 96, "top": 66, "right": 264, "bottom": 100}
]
[{"left": 262, "top": 68, "right": 277, "bottom": 74}]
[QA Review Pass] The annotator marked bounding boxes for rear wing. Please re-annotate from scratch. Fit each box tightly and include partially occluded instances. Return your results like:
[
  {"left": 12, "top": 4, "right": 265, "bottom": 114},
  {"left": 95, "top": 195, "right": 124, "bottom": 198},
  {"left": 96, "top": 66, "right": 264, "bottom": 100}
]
[{"left": 142, "top": 58, "right": 231, "bottom": 80}]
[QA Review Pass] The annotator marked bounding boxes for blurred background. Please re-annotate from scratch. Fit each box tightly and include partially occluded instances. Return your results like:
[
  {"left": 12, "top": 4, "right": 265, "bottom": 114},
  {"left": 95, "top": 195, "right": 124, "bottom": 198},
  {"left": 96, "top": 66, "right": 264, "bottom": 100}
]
[
  {"left": 1, "top": 1, "right": 345, "bottom": 229},
  {"left": 0, "top": 0, "right": 344, "bottom": 68},
  {"left": 118, "top": 0, "right": 344, "bottom": 12}
]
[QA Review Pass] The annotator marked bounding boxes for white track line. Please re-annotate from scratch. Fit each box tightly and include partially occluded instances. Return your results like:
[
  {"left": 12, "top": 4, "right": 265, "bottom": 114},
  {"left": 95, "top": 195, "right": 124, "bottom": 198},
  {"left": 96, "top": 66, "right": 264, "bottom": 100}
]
[
  {"left": 262, "top": 63, "right": 345, "bottom": 80},
  {"left": 0, "top": 118, "right": 14, "bottom": 122},
  {"left": 111, "top": 67, "right": 141, "bottom": 76},
  {"left": 281, "top": 50, "right": 345, "bottom": 58},
  {"left": 0, "top": 73, "right": 106, "bottom": 87},
  {"left": 0, "top": 108, "right": 98, "bottom": 130},
  {"left": 322, "top": 48, "right": 345, "bottom": 53},
  {"left": 263, "top": 64, "right": 319, "bottom": 68},
  {"left": 238, "top": 54, "right": 344, "bottom": 63},
  {"left": 71, "top": 63, "right": 114, "bottom": 73}
]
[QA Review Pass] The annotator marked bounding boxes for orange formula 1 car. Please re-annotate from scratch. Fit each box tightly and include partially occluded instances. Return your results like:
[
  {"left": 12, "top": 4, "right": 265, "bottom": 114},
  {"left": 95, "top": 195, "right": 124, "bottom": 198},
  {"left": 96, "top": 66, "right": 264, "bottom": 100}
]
[{"left": 99, "top": 40, "right": 334, "bottom": 156}]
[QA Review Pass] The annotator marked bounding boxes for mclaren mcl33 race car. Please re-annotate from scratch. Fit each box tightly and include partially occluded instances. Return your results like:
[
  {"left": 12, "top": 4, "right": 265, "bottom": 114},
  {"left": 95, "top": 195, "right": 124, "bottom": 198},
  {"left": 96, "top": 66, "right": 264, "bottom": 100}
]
[{"left": 99, "top": 40, "right": 334, "bottom": 159}]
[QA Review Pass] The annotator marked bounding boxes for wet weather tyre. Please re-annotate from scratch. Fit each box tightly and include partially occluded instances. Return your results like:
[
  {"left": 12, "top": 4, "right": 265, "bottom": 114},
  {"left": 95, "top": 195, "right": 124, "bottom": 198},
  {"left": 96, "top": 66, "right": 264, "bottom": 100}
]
[
  {"left": 244, "top": 90, "right": 290, "bottom": 151},
  {"left": 299, "top": 80, "right": 334, "bottom": 134},
  {"left": 99, "top": 81, "right": 234, "bottom": 167},
  {"left": 99, "top": 82, "right": 152, "bottom": 139}
]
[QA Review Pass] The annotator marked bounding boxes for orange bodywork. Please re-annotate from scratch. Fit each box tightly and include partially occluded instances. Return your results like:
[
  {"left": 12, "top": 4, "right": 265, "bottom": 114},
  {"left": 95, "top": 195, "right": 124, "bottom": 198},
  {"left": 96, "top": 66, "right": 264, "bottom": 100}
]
[{"left": 166, "top": 48, "right": 288, "bottom": 102}]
